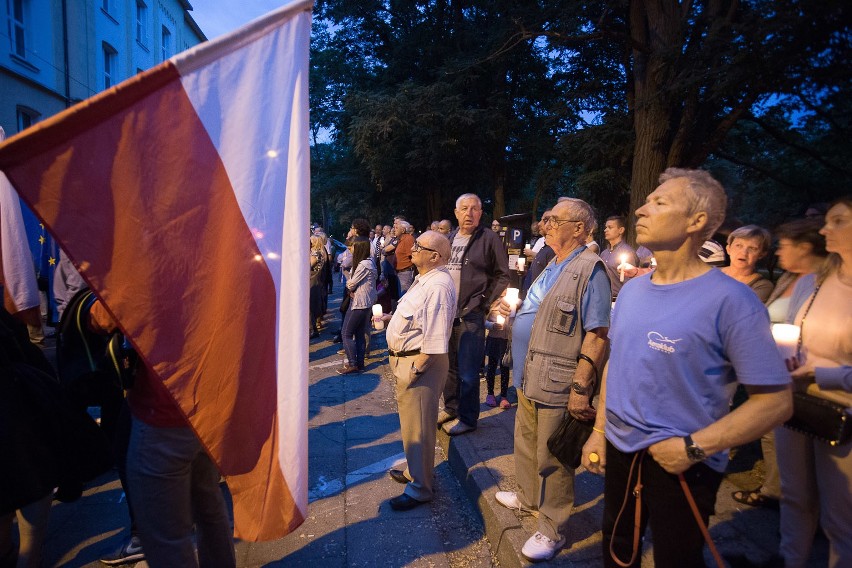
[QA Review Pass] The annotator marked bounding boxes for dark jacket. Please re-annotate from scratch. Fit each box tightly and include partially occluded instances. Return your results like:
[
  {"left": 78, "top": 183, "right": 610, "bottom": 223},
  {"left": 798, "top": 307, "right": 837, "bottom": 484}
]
[{"left": 449, "top": 225, "right": 510, "bottom": 317}]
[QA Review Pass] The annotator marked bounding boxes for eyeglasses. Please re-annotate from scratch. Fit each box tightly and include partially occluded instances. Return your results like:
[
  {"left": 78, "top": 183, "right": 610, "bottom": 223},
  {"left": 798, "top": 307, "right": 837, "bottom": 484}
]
[
  {"left": 542, "top": 216, "right": 581, "bottom": 228},
  {"left": 413, "top": 241, "right": 438, "bottom": 254}
]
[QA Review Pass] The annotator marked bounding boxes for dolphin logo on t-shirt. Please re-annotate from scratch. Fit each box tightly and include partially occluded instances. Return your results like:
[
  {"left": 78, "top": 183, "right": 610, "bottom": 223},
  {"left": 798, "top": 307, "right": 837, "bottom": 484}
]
[{"left": 646, "top": 331, "right": 683, "bottom": 354}]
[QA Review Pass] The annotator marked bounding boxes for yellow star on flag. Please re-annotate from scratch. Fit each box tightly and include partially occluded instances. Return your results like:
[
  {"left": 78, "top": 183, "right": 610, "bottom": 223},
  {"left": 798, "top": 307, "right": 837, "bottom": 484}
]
[
  {"left": 48, "top": 256, "right": 56, "bottom": 266},
  {"left": 38, "top": 235, "right": 45, "bottom": 245}
]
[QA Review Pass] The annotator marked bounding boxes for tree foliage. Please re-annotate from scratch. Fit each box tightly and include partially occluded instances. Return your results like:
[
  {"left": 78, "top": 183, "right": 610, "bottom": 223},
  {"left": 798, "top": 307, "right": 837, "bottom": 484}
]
[{"left": 310, "top": 0, "right": 851, "bottom": 238}]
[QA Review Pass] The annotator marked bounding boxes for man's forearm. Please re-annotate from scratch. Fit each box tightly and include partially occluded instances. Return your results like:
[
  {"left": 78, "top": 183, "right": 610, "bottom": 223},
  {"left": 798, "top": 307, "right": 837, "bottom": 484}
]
[
  {"left": 574, "top": 327, "right": 608, "bottom": 389},
  {"left": 692, "top": 386, "right": 793, "bottom": 455}
]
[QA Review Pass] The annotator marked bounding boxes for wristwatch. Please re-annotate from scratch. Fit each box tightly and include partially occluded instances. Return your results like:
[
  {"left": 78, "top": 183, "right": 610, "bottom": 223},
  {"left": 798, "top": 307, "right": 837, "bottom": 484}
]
[
  {"left": 569, "top": 381, "right": 593, "bottom": 397},
  {"left": 684, "top": 434, "right": 706, "bottom": 462}
]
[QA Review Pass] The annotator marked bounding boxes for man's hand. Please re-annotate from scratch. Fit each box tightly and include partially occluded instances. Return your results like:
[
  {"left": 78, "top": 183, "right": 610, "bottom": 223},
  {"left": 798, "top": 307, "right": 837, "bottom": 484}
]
[
  {"left": 648, "top": 437, "right": 692, "bottom": 475},
  {"left": 582, "top": 430, "right": 606, "bottom": 475},
  {"left": 617, "top": 260, "right": 638, "bottom": 278},
  {"left": 567, "top": 391, "right": 596, "bottom": 421}
]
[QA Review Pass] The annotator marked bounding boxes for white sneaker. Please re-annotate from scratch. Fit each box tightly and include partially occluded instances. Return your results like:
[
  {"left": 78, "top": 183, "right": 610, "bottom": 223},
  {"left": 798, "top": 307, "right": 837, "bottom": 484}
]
[
  {"left": 442, "top": 418, "right": 475, "bottom": 436},
  {"left": 521, "top": 531, "right": 566, "bottom": 562},
  {"left": 495, "top": 490, "right": 530, "bottom": 512}
]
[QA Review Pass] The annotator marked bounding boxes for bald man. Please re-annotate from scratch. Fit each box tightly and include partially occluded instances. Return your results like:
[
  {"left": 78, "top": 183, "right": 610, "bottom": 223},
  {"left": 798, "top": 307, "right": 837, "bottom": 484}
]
[{"left": 377, "top": 231, "right": 457, "bottom": 511}]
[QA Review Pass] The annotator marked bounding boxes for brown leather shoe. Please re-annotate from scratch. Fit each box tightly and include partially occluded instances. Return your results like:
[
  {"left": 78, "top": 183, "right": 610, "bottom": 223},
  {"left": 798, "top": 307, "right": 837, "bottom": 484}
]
[{"left": 336, "top": 365, "right": 361, "bottom": 375}]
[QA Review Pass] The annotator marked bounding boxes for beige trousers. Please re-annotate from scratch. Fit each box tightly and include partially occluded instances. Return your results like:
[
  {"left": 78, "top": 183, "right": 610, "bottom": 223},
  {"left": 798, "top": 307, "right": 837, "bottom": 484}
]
[
  {"left": 392, "top": 353, "right": 449, "bottom": 502},
  {"left": 514, "top": 390, "right": 576, "bottom": 542}
]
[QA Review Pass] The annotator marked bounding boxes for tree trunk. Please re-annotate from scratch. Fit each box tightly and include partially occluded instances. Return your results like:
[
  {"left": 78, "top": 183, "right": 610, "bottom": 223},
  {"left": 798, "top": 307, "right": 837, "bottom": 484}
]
[
  {"left": 493, "top": 160, "right": 506, "bottom": 219},
  {"left": 626, "top": 0, "right": 684, "bottom": 245}
]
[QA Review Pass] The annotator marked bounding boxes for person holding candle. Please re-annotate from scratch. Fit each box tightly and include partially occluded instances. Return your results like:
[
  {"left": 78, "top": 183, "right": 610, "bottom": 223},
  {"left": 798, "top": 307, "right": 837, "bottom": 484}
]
[
  {"left": 600, "top": 215, "right": 639, "bottom": 300},
  {"left": 337, "top": 238, "right": 377, "bottom": 375},
  {"left": 483, "top": 311, "right": 511, "bottom": 409},
  {"left": 581, "top": 168, "right": 792, "bottom": 568},
  {"left": 732, "top": 217, "right": 827, "bottom": 510},
  {"left": 492, "top": 197, "right": 611, "bottom": 562},
  {"left": 721, "top": 225, "right": 774, "bottom": 302},
  {"left": 439, "top": 193, "right": 510, "bottom": 436},
  {"left": 375, "top": 231, "right": 457, "bottom": 511},
  {"left": 775, "top": 197, "right": 852, "bottom": 568}
]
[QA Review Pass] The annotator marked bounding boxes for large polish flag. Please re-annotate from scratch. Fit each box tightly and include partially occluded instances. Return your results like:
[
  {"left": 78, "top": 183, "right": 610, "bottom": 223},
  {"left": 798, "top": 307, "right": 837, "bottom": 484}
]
[{"left": 0, "top": 0, "right": 311, "bottom": 541}]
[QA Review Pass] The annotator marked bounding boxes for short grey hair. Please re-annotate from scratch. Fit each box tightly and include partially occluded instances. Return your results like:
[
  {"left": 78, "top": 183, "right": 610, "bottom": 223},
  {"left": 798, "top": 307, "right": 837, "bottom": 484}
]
[
  {"left": 455, "top": 193, "right": 482, "bottom": 210},
  {"left": 659, "top": 168, "right": 727, "bottom": 240},
  {"left": 398, "top": 220, "right": 412, "bottom": 232},
  {"left": 557, "top": 197, "right": 596, "bottom": 237},
  {"left": 727, "top": 225, "right": 772, "bottom": 253}
]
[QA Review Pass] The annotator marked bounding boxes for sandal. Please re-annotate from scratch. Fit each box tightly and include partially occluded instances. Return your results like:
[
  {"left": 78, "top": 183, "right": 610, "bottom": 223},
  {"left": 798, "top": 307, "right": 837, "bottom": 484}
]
[{"left": 731, "top": 488, "right": 779, "bottom": 509}]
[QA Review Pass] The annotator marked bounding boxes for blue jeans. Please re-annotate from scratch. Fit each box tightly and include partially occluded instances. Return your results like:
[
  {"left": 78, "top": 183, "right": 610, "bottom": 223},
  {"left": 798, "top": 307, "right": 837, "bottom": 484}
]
[
  {"left": 342, "top": 307, "right": 370, "bottom": 368},
  {"left": 127, "top": 417, "right": 235, "bottom": 568},
  {"left": 442, "top": 312, "right": 486, "bottom": 427}
]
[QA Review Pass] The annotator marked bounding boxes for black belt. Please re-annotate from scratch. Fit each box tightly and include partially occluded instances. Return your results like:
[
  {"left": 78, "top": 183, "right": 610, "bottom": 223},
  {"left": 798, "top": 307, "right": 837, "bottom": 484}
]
[{"left": 388, "top": 348, "right": 420, "bottom": 358}]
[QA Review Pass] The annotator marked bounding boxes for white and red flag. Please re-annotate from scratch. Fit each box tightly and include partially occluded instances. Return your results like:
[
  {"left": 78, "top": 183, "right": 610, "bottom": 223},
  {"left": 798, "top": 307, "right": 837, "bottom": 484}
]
[{"left": 0, "top": 0, "right": 311, "bottom": 541}]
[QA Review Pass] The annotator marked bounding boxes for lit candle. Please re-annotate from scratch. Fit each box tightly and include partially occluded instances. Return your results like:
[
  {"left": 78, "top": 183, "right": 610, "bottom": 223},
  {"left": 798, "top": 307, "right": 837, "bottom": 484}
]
[
  {"left": 771, "top": 323, "right": 800, "bottom": 362},
  {"left": 525, "top": 243, "right": 531, "bottom": 251},
  {"left": 505, "top": 287, "right": 520, "bottom": 318},
  {"left": 619, "top": 253, "right": 628, "bottom": 282},
  {"left": 516, "top": 257, "right": 526, "bottom": 272},
  {"left": 495, "top": 314, "right": 506, "bottom": 327},
  {"left": 372, "top": 304, "right": 384, "bottom": 330}
]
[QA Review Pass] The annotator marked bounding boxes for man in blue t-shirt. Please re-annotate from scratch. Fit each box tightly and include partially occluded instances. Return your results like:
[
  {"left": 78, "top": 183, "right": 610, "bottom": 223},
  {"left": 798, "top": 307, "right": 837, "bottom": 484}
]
[{"left": 582, "top": 168, "right": 793, "bottom": 568}]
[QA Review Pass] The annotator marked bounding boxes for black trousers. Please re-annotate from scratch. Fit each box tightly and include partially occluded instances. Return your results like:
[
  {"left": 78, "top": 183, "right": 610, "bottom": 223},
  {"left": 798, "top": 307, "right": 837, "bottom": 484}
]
[{"left": 602, "top": 440, "right": 723, "bottom": 568}]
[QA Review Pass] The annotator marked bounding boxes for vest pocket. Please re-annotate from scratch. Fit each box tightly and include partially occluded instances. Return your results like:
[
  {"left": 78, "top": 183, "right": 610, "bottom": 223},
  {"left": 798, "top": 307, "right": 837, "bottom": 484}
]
[
  {"left": 527, "top": 351, "right": 576, "bottom": 394},
  {"left": 548, "top": 297, "right": 578, "bottom": 336}
]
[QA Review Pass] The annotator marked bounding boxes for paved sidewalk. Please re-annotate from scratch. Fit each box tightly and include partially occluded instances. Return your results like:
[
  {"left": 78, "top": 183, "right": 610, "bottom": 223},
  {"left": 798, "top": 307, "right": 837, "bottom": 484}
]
[{"left": 434, "top": 383, "right": 830, "bottom": 567}]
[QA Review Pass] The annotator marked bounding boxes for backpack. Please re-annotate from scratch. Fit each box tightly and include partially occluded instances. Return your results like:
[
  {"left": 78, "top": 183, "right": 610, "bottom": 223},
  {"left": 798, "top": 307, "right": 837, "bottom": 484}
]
[
  {"left": 56, "top": 288, "right": 137, "bottom": 409},
  {"left": 0, "top": 307, "right": 112, "bottom": 513}
]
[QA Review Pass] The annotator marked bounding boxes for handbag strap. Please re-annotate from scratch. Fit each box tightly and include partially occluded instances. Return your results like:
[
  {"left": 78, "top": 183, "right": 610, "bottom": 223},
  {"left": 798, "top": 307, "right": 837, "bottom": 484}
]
[
  {"left": 608, "top": 451, "right": 725, "bottom": 568},
  {"left": 678, "top": 473, "right": 725, "bottom": 568},
  {"left": 796, "top": 283, "right": 821, "bottom": 360},
  {"left": 609, "top": 450, "right": 645, "bottom": 567}
]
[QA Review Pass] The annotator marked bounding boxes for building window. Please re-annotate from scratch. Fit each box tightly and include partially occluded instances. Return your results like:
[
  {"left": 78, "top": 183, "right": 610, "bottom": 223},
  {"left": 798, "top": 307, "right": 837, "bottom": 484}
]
[
  {"left": 16, "top": 106, "right": 39, "bottom": 131},
  {"left": 135, "top": 1, "right": 147, "bottom": 45},
  {"left": 8, "top": 0, "right": 27, "bottom": 58},
  {"left": 161, "top": 25, "right": 171, "bottom": 61},
  {"left": 103, "top": 42, "right": 117, "bottom": 89}
]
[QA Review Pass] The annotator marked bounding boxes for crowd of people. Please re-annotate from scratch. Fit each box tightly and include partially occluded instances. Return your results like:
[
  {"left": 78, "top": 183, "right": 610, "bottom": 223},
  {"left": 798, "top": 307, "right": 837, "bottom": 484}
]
[
  {"left": 2, "top": 169, "right": 849, "bottom": 567},
  {"left": 322, "top": 172, "right": 849, "bottom": 567}
]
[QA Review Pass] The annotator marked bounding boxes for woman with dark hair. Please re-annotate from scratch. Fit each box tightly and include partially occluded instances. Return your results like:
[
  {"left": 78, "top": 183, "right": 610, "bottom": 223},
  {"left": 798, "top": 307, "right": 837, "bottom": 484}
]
[
  {"left": 338, "top": 239, "right": 377, "bottom": 374},
  {"left": 776, "top": 197, "right": 852, "bottom": 568},
  {"left": 732, "top": 217, "right": 827, "bottom": 509}
]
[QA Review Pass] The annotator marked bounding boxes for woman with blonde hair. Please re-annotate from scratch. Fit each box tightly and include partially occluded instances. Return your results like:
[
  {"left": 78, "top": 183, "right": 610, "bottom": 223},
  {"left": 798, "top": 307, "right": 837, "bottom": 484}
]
[
  {"left": 309, "top": 235, "right": 328, "bottom": 339},
  {"left": 776, "top": 196, "right": 852, "bottom": 568}
]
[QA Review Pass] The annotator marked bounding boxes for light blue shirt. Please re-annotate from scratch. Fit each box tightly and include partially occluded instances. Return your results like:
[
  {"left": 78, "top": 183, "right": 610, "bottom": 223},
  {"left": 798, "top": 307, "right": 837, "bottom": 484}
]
[
  {"left": 511, "top": 246, "right": 611, "bottom": 388},
  {"left": 606, "top": 269, "right": 790, "bottom": 471}
]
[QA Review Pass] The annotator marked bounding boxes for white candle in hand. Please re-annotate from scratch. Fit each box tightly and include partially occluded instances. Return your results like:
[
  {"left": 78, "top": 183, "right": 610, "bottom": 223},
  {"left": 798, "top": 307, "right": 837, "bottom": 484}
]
[
  {"left": 495, "top": 314, "right": 505, "bottom": 327},
  {"left": 619, "top": 254, "right": 628, "bottom": 282},
  {"left": 372, "top": 304, "right": 384, "bottom": 330},
  {"left": 505, "top": 288, "right": 520, "bottom": 318},
  {"left": 517, "top": 257, "right": 526, "bottom": 272},
  {"left": 771, "top": 323, "right": 800, "bottom": 363}
]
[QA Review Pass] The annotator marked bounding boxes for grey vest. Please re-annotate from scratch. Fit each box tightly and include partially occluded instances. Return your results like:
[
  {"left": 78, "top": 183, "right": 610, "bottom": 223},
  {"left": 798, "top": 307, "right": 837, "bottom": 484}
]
[{"left": 521, "top": 249, "right": 603, "bottom": 406}]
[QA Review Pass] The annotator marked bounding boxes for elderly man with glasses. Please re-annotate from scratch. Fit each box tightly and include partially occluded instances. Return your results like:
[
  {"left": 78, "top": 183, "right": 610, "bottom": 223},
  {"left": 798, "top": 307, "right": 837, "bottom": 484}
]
[
  {"left": 493, "top": 197, "right": 611, "bottom": 562},
  {"left": 374, "top": 231, "right": 457, "bottom": 511}
]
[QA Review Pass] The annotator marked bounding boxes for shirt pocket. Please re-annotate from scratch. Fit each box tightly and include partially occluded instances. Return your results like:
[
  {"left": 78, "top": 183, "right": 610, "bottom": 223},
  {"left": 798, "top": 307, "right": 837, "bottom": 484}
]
[{"left": 547, "top": 297, "right": 578, "bottom": 336}]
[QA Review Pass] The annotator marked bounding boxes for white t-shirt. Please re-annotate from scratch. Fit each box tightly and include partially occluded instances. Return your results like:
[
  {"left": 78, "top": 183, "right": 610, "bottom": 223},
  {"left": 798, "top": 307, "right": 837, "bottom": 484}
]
[{"left": 448, "top": 233, "right": 471, "bottom": 293}]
